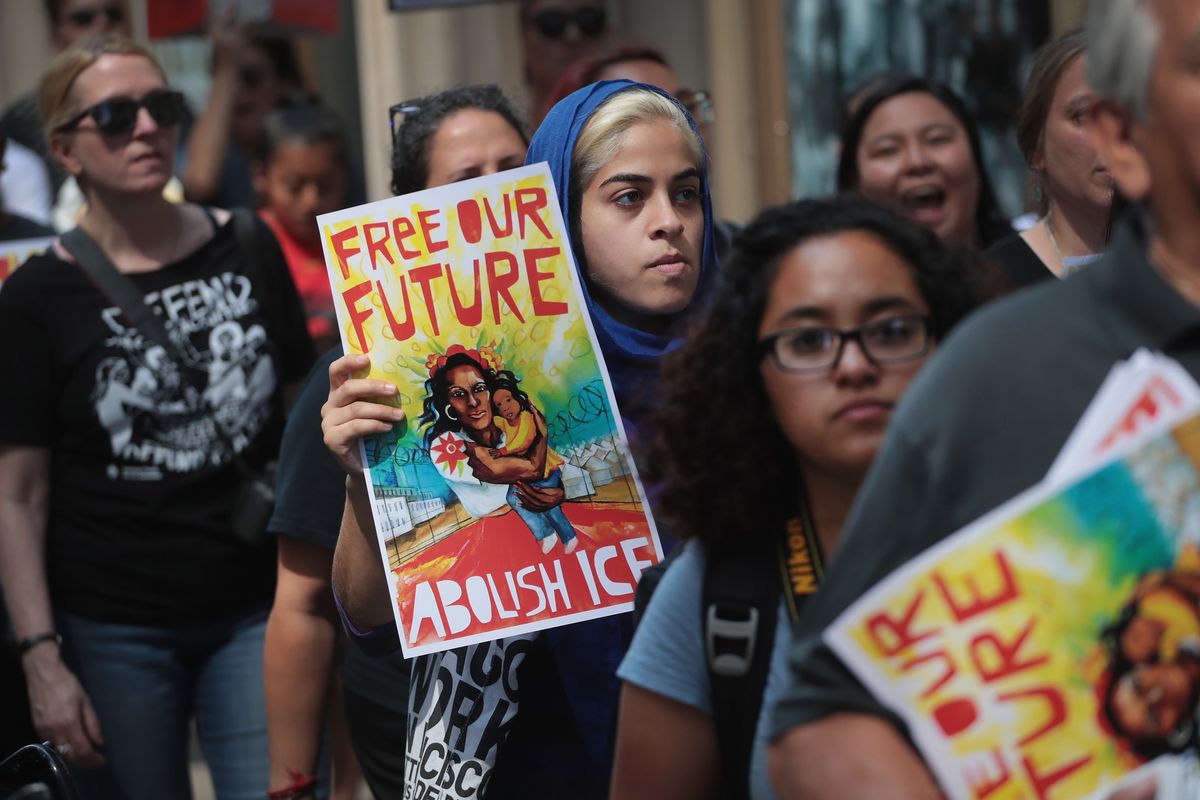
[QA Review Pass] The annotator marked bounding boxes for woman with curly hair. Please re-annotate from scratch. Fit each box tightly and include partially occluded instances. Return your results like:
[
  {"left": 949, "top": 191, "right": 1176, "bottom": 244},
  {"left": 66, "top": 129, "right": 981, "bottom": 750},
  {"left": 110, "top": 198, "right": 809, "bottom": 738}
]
[
  {"left": 261, "top": 84, "right": 531, "bottom": 799},
  {"left": 611, "top": 195, "right": 986, "bottom": 800}
]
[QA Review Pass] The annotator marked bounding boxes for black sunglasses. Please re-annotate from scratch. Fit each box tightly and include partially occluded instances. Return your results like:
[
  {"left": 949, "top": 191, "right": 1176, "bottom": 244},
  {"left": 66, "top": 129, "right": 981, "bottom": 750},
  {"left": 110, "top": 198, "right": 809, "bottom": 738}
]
[
  {"left": 57, "top": 90, "right": 188, "bottom": 136},
  {"left": 66, "top": 5, "right": 124, "bottom": 27},
  {"left": 530, "top": 6, "right": 606, "bottom": 39}
]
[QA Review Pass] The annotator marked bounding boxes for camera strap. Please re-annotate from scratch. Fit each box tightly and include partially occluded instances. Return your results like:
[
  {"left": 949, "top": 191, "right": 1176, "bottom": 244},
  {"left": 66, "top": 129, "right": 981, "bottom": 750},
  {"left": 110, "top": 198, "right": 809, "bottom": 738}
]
[{"left": 61, "top": 208, "right": 264, "bottom": 476}]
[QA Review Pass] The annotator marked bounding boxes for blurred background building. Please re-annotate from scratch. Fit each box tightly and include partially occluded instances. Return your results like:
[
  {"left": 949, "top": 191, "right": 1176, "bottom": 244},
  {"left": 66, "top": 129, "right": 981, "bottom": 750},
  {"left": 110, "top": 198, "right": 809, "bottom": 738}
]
[{"left": 0, "top": 0, "right": 1090, "bottom": 223}]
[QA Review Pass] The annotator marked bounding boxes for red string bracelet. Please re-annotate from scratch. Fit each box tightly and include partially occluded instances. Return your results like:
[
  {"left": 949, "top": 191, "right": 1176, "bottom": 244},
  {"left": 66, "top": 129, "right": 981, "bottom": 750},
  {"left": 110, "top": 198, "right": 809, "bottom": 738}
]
[{"left": 267, "top": 772, "right": 317, "bottom": 800}]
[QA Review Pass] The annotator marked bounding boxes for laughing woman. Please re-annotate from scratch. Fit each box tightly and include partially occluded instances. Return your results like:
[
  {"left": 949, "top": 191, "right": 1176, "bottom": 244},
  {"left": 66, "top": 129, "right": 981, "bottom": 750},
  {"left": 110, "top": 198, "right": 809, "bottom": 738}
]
[
  {"left": 323, "top": 80, "right": 716, "bottom": 796},
  {"left": 837, "top": 75, "right": 1011, "bottom": 251}
]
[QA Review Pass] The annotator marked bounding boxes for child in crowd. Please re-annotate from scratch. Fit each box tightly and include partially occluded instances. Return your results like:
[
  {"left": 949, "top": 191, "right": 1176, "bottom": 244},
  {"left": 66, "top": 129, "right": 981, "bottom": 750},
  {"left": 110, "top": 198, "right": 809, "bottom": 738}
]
[{"left": 254, "top": 104, "right": 349, "bottom": 354}]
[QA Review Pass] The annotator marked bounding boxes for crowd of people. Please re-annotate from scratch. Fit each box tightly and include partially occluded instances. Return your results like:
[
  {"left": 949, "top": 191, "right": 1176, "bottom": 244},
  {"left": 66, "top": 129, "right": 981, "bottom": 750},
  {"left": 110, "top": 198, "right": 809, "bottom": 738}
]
[{"left": 2, "top": 0, "right": 1198, "bottom": 799}]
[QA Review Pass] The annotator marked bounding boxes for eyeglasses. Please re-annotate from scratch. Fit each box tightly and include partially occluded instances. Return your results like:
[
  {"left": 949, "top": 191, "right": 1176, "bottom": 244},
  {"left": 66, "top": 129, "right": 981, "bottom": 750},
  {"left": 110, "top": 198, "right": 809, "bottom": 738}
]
[
  {"left": 387, "top": 85, "right": 505, "bottom": 151},
  {"left": 759, "top": 314, "right": 932, "bottom": 373},
  {"left": 66, "top": 5, "right": 124, "bottom": 27},
  {"left": 677, "top": 89, "right": 714, "bottom": 126},
  {"left": 530, "top": 6, "right": 607, "bottom": 39},
  {"left": 387, "top": 101, "right": 421, "bottom": 151},
  {"left": 57, "top": 90, "right": 188, "bottom": 136}
]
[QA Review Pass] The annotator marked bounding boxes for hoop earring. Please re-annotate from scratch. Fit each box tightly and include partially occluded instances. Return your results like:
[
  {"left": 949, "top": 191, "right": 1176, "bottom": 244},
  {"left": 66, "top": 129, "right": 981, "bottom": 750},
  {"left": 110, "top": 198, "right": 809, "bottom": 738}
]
[
  {"left": 444, "top": 404, "right": 458, "bottom": 422},
  {"left": 1167, "top": 715, "right": 1195, "bottom": 750}
]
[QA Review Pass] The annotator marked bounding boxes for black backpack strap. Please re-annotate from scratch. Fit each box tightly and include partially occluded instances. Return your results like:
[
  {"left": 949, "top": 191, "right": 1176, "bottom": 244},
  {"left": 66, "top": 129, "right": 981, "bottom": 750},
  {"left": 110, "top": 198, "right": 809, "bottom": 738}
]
[
  {"left": 632, "top": 536, "right": 684, "bottom": 627},
  {"left": 229, "top": 207, "right": 266, "bottom": 285},
  {"left": 703, "top": 545, "right": 780, "bottom": 800},
  {"left": 230, "top": 207, "right": 258, "bottom": 257},
  {"left": 60, "top": 226, "right": 175, "bottom": 352}
]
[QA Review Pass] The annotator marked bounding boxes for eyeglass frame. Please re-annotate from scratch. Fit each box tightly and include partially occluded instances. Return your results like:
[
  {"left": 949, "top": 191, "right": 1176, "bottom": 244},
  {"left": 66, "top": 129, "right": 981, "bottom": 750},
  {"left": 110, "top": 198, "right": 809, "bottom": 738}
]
[
  {"left": 676, "top": 89, "right": 714, "bottom": 127},
  {"left": 758, "top": 314, "right": 933, "bottom": 374},
  {"left": 54, "top": 89, "right": 189, "bottom": 136},
  {"left": 529, "top": 6, "right": 607, "bottom": 40},
  {"left": 387, "top": 84, "right": 506, "bottom": 152}
]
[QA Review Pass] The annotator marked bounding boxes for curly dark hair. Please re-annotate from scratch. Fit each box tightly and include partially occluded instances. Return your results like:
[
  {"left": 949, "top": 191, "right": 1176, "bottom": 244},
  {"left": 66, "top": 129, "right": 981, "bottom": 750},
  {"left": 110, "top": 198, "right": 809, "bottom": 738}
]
[
  {"left": 390, "top": 85, "right": 528, "bottom": 196},
  {"left": 836, "top": 74, "right": 1012, "bottom": 250},
  {"left": 650, "top": 195, "right": 986, "bottom": 553}
]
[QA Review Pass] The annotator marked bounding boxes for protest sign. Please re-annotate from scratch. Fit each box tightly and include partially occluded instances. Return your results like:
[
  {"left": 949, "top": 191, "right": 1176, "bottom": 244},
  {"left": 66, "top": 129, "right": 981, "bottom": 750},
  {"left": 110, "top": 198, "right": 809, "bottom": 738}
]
[
  {"left": 319, "top": 162, "right": 662, "bottom": 658},
  {"left": 1049, "top": 350, "right": 1200, "bottom": 483},
  {"left": 827, "top": 408, "right": 1200, "bottom": 799},
  {"left": 0, "top": 237, "right": 54, "bottom": 286},
  {"left": 146, "top": 0, "right": 338, "bottom": 38},
  {"left": 388, "top": 0, "right": 502, "bottom": 9}
]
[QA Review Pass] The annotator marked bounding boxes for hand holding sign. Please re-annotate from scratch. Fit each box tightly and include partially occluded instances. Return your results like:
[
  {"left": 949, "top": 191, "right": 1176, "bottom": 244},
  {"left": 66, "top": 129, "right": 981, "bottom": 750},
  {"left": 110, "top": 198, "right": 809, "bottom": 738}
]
[
  {"left": 318, "top": 163, "right": 664, "bottom": 657},
  {"left": 320, "top": 352, "right": 406, "bottom": 476}
]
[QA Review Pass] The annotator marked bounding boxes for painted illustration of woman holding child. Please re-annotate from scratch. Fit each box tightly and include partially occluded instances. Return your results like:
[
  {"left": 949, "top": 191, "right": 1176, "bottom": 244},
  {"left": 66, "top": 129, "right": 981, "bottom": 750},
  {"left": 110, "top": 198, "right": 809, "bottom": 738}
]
[
  {"left": 418, "top": 343, "right": 581, "bottom": 552},
  {"left": 1101, "top": 553, "right": 1200, "bottom": 760}
]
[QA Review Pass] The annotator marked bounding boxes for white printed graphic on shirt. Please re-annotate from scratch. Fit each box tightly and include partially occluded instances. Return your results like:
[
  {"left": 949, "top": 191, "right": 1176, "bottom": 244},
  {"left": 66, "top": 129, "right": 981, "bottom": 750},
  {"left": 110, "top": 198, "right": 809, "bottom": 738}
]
[
  {"left": 92, "top": 271, "right": 276, "bottom": 480},
  {"left": 405, "top": 634, "right": 534, "bottom": 799}
]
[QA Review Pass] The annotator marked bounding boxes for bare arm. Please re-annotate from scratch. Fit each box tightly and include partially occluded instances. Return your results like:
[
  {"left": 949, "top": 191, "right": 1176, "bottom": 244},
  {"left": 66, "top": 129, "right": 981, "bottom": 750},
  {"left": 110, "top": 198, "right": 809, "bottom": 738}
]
[
  {"left": 331, "top": 475, "right": 393, "bottom": 629},
  {"left": 322, "top": 353, "right": 405, "bottom": 630},
  {"left": 768, "top": 714, "right": 941, "bottom": 800},
  {"left": 0, "top": 446, "right": 105, "bottom": 767},
  {"left": 180, "top": 15, "right": 244, "bottom": 204},
  {"left": 263, "top": 537, "right": 338, "bottom": 790},
  {"left": 610, "top": 683, "right": 719, "bottom": 800}
]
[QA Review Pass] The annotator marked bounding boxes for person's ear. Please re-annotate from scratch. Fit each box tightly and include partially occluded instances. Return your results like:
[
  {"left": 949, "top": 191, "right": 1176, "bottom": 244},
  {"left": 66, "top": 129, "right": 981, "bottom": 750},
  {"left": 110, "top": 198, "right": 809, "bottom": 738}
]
[
  {"left": 49, "top": 130, "right": 85, "bottom": 179},
  {"left": 1029, "top": 137, "right": 1046, "bottom": 175},
  {"left": 1089, "top": 99, "right": 1151, "bottom": 202}
]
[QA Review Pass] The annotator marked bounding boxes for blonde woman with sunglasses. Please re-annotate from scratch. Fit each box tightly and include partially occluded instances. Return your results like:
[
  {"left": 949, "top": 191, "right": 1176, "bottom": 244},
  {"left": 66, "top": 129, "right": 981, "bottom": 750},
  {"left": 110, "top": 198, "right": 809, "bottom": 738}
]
[{"left": 0, "top": 36, "right": 313, "bottom": 798}]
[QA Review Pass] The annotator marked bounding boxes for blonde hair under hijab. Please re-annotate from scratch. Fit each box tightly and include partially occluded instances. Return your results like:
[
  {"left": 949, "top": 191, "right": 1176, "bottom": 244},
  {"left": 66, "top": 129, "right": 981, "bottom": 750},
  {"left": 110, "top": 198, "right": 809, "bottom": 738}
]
[{"left": 570, "top": 86, "right": 703, "bottom": 194}]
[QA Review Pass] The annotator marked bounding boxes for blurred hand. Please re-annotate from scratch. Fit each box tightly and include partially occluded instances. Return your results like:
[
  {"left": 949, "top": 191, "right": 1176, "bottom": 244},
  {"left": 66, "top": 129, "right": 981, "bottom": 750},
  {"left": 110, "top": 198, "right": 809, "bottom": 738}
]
[
  {"left": 24, "top": 648, "right": 106, "bottom": 768},
  {"left": 208, "top": 5, "right": 250, "bottom": 72},
  {"left": 321, "top": 353, "right": 405, "bottom": 475}
]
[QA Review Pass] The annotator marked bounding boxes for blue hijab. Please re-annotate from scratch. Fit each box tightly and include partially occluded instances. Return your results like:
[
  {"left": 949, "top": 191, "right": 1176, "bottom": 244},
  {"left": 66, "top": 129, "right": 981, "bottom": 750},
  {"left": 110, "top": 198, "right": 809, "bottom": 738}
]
[
  {"left": 519, "top": 81, "right": 716, "bottom": 778},
  {"left": 525, "top": 79, "right": 718, "bottom": 412}
]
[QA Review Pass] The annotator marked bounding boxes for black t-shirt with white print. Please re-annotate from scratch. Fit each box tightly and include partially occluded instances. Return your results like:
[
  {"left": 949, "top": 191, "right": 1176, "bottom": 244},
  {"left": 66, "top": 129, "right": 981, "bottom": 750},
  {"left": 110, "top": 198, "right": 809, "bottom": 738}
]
[{"left": 0, "top": 213, "right": 314, "bottom": 624}]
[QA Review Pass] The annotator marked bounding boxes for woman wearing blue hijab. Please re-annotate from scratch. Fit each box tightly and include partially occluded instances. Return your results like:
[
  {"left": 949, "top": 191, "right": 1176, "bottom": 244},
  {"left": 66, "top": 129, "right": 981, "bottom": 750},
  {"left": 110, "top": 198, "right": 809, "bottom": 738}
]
[
  {"left": 324, "top": 82, "right": 717, "bottom": 797},
  {"left": 526, "top": 78, "right": 717, "bottom": 419}
]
